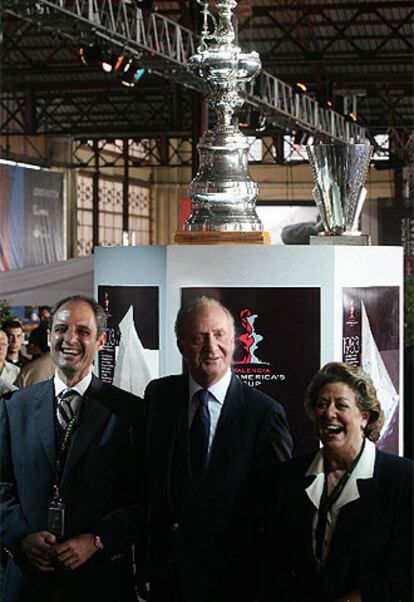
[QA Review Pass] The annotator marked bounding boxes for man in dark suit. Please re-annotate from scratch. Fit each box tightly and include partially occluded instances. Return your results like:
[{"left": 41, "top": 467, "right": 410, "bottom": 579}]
[
  {"left": 143, "top": 296, "right": 293, "bottom": 602},
  {"left": 0, "top": 295, "right": 143, "bottom": 602}
]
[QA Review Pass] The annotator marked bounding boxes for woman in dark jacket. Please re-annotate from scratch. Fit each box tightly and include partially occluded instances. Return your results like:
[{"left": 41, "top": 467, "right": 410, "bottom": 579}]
[{"left": 266, "top": 362, "right": 413, "bottom": 602}]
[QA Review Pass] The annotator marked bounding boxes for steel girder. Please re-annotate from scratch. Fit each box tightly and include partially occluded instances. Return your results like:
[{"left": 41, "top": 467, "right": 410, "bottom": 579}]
[
  {"left": 1, "top": 0, "right": 364, "bottom": 142},
  {"left": 238, "top": 1, "right": 413, "bottom": 135}
]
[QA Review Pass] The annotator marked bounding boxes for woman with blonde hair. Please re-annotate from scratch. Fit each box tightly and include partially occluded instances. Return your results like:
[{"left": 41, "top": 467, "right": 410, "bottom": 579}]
[{"left": 266, "top": 362, "right": 413, "bottom": 602}]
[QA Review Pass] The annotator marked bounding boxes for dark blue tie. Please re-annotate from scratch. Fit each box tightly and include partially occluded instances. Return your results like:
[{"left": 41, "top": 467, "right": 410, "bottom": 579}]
[{"left": 190, "top": 389, "right": 211, "bottom": 480}]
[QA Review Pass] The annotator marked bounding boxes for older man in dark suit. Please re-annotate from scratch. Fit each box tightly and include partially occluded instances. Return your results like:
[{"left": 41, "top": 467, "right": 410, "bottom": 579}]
[
  {"left": 0, "top": 295, "right": 143, "bottom": 602},
  {"left": 143, "top": 296, "right": 293, "bottom": 602}
]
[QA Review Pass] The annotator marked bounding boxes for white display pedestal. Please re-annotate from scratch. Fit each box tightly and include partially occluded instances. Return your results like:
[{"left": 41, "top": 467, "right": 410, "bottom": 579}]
[{"left": 95, "top": 245, "right": 403, "bottom": 455}]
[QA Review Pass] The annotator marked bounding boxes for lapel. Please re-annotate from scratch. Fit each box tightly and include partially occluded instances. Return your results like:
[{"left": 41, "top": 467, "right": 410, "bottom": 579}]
[
  {"left": 167, "top": 376, "right": 192, "bottom": 511},
  {"left": 33, "top": 379, "right": 56, "bottom": 469},
  {"left": 296, "top": 473, "right": 319, "bottom": 564},
  {"left": 61, "top": 376, "right": 111, "bottom": 482}
]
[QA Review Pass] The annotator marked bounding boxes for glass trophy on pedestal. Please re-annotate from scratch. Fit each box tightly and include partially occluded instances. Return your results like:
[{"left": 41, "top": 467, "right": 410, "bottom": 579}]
[{"left": 306, "top": 143, "right": 373, "bottom": 245}]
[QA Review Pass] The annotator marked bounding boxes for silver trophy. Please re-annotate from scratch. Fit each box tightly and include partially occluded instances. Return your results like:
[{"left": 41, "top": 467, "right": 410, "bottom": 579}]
[
  {"left": 176, "top": 0, "right": 267, "bottom": 243},
  {"left": 306, "top": 143, "right": 373, "bottom": 245}
]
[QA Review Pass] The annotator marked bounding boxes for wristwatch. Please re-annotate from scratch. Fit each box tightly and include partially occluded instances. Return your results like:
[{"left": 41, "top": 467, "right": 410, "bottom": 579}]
[{"left": 92, "top": 534, "right": 104, "bottom": 550}]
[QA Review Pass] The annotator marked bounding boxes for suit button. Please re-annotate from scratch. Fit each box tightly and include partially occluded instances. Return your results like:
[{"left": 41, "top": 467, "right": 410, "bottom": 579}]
[{"left": 171, "top": 522, "right": 179, "bottom": 531}]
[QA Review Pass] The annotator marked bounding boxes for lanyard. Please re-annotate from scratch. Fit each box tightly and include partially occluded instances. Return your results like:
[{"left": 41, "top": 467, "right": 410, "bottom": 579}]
[
  {"left": 52, "top": 414, "right": 79, "bottom": 502},
  {"left": 315, "top": 439, "right": 365, "bottom": 569}
]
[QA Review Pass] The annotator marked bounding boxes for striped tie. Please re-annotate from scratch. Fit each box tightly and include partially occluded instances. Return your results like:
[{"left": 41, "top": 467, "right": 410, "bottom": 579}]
[{"left": 56, "top": 389, "right": 81, "bottom": 431}]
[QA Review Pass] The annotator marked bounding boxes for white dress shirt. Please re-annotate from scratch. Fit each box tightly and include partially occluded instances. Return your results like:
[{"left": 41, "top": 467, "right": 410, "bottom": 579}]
[
  {"left": 0, "top": 361, "right": 20, "bottom": 386},
  {"left": 305, "top": 438, "right": 376, "bottom": 566},
  {"left": 54, "top": 370, "right": 93, "bottom": 399},
  {"left": 188, "top": 368, "right": 232, "bottom": 450}
]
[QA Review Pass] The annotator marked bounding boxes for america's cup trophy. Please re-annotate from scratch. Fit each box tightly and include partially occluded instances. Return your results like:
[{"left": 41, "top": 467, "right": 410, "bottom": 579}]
[
  {"left": 175, "top": 0, "right": 269, "bottom": 244},
  {"left": 306, "top": 143, "right": 373, "bottom": 245}
]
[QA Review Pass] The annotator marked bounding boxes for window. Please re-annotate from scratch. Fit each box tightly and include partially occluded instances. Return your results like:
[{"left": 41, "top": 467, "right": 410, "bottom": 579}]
[{"left": 76, "top": 173, "right": 151, "bottom": 255}]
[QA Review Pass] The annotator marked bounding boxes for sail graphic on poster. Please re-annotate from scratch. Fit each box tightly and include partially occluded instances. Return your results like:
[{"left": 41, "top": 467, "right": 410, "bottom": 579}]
[
  {"left": 113, "top": 306, "right": 153, "bottom": 397},
  {"left": 361, "top": 301, "right": 399, "bottom": 445},
  {"left": 342, "top": 286, "right": 400, "bottom": 454},
  {"left": 98, "top": 285, "right": 159, "bottom": 398}
]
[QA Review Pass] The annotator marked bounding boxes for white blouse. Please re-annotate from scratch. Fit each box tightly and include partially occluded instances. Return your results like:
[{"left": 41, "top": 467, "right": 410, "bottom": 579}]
[{"left": 305, "top": 439, "right": 376, "bottom": 566}]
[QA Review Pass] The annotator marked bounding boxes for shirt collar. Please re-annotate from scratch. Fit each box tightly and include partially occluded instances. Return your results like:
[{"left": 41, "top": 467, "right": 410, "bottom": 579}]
[
  {"left": 305, "top": 439, "right": 376, "bottom": 510},
  {"left": 189, "top": 368, "right": 232, "bottom": 404},
  {"left": 54, "top": 370, "right": 93, "bottom": 398}
]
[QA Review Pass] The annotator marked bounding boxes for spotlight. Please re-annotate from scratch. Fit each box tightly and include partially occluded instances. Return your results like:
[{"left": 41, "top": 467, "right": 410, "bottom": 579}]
[
  {"left": 117, "top": 57, "right": 145, "bottom": 87},
  {"left": 238, "top": 110, "right": 250, "bottom": 128},
  {"left": 347, "top": 112, "right": 358, "bottom": 122},
  {"left": 238, "top": 110, "right": 266, "bottom": 131},
  {"left": 295, "top": 82, "right": 307, "bottom": 93},
  {"left": 121, "top": 66, "right": 145, "bottom": 87},
  {"left": 99, "top": 54, "right": 130, "bottom": 74},
  {"left": 113, "top": 55, "right": 129, "bottom": 73},
  {"left": 100, "top": 54, "right": 124, "bottom": 73},
  {"left": 102, "top": 60, "right": 114, "bottom": 73},
  {"left": 255, "top": 113, "right": 267, "bottom": 132},
  {"left": 79, "top": 45, "right": 102, "bottom": 66}
]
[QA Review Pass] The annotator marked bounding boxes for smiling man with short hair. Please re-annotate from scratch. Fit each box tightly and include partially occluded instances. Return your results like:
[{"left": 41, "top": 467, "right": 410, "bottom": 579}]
[{"left": 0, "top": 295, "right": 144, "bottom": 602}]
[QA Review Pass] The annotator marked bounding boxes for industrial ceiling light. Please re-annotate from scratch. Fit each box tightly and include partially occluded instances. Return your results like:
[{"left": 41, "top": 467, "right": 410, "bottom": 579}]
[
  {"left": 101, "top": 54, "right": 126, "bottom": 74},
  {"left": 114, "top": 55, "right": 129, "bottom": 73},
  {"left": 255, "top": 113, "right": 266, "bottom": 132},
  {"left": 238, "top": 110, "right": 266, "bottom": 131},
  {"left": 101, "top": 60, "right": 114, "bottom": 73},
  {"left": 238, "top": 109, "right": 250, "bottom": 128},
  {"left": 118, "top": 58, "right": 145, "bottom": 87},
  {"left": 88, "top": 49, "right": 145, "bottom": 86},
  {"left": 79, "top": 45, "right": 102, "bottom": 66},
  {"left": 295, "top": 82, "right": 307, "bottom": 93}
]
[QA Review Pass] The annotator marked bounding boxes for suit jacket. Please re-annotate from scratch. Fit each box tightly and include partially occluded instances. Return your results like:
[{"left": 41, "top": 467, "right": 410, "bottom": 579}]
[
  {"left": 0, "top": 375, "right": 144, "bottom": 602},
  {"left": 266, "top": 449, "right": 413, "bottom": 602},
  {"left": 144, "top": 373, "right": 293, "bottom": 602},
  {"left": 14, "top": 353, "right": 56, "bottom": 388},
  {"left": 0, "top": 361, "right": 20, "bottom": 385}
]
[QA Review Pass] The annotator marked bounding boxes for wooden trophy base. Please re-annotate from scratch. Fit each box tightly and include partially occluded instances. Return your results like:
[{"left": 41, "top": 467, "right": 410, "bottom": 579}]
[{"left": 174, "top": 230, "right": 271, "bottom": 245}]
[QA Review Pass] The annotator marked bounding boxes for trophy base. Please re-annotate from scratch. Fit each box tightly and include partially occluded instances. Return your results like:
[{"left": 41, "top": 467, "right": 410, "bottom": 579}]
[
  {"left": 310, "top": 234, "right": 371, "bottom": 246},
  {"left": 175, "top": 230, "right": 271, "bottom": 245}
]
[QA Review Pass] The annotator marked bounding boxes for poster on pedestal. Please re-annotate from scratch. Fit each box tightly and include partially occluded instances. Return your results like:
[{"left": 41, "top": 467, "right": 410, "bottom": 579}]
[
  {"left": 97, "top": 285, "right": 159, "bottom": 398},
  {"left": 182, "top": 287, "right": 320, "bottom": 456},
  {"left": 342, "top": 286, "right": 400, "bottom": 454}
]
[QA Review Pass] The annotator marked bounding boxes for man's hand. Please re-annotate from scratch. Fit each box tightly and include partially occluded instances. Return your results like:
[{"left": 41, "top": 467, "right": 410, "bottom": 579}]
[
  {"left": 55, "top": 533, "right": 97, "bottom": 570},
  {"left": 21, "top": 531, "right": 56, "bottom": 572}
]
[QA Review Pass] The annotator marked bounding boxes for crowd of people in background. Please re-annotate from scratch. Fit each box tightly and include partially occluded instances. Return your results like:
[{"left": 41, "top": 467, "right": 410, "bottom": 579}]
[
  {"left": 0, "top": 307, "right": 52, "bottom": 395},
  {"left": 0, "top": 296, "right": 412, "bottom": 602}
]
